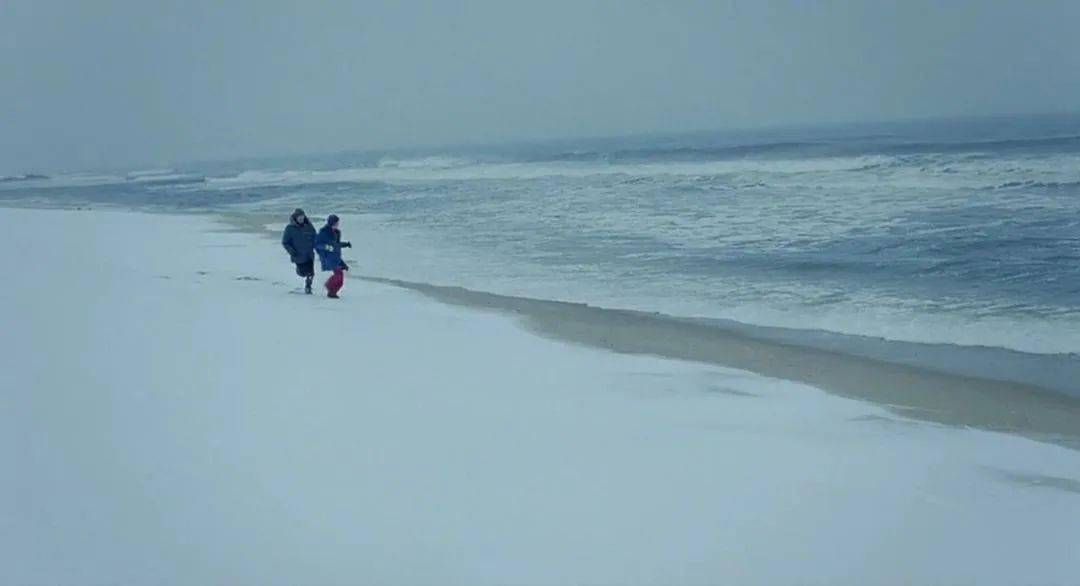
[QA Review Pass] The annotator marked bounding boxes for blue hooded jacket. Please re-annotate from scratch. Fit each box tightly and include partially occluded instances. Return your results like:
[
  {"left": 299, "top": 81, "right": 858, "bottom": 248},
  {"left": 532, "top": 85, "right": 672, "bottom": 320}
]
[{"left": 315, "top": 220, "right": 346, "bottom": 271}]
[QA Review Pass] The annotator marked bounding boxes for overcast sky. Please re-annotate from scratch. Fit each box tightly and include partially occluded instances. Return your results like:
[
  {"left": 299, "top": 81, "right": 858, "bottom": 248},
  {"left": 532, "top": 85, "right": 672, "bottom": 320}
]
[{"left": 2, "top": 0, "right": 1079, "bottom": 172}]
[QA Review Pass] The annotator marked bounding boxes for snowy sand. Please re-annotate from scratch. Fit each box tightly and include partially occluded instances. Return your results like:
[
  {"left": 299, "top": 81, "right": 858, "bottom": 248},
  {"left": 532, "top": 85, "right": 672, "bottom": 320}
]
[{"left": 3, "top": 207, "right": 1079, "bottom": 585}]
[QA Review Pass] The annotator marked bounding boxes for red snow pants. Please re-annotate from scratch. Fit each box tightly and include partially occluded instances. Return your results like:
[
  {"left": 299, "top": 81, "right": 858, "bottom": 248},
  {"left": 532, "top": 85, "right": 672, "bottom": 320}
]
[{"left": 325, "top": 268, "right": 345, "bottom": 296}]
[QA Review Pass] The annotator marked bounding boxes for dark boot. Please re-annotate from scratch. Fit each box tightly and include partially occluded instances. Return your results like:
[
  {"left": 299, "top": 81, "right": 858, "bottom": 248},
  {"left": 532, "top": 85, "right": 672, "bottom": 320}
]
[{"left": 304, "top": 276, "right": 313, "bottom": 294}]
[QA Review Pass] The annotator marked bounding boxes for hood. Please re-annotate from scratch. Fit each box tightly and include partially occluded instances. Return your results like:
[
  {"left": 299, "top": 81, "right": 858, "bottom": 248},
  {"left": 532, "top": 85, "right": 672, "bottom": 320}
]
[{"left": 290, "top": 208, "right": 309, "bottom": 226}]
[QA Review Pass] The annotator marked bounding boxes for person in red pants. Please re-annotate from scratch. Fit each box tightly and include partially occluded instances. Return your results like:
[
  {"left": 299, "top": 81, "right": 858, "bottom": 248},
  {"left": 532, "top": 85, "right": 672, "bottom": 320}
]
[
  {"left": 325, "top": 266, "right": 346, "bottom": 298},
  {"left": 314, "top": 214, "right": 352, "bottom": 298}
]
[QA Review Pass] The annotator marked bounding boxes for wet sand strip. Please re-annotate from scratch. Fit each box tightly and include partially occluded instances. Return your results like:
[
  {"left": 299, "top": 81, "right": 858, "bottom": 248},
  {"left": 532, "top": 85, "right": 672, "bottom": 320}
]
[{"left": 360, "top": 275, "right": 1080, "bottom": 451}]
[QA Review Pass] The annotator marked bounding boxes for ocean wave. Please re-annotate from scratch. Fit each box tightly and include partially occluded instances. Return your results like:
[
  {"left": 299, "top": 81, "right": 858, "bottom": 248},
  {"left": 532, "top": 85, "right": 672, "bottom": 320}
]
[
  {"left": 204, "top": 155, "right": 899, "bottom": 190},
  {"left": 988, "top": 179, "right": 1080, "bottom": 191},
  {"left": 543, "top": 141, "right": 822, "bottom": 162},
  {"left": 0, "top": 173, "right": 49, "bottom": 183},
  {"left": 126, "top": 172, "right": 206, "bottom": 186},
  {"left": 126, "top": 168, "right": 178, "bottom": 178},
  {"left": 340, "top": 213, "right": 1080, "bottom": 357},
  {"left": 376, "top": 156, "right": 475, "bottom": 169},
  {"left": 206, "top": 167, "right": 386, "bottom": 189},
  {"left": 12, "top": 119, "right": 1080, "bottom": 361},
  {"left": 525, "top": 134, "right": 1080, "bottom": 165},
  {"left": 881, "top": 134, "right": 1080, "bottom": 155}
]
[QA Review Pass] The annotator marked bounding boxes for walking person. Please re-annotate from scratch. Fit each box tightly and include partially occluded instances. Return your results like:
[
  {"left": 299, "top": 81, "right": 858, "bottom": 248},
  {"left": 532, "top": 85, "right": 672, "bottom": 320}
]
[
  {"left": 315, "top": 214, "right": 352, "bottom": 298},
  {"left": 281, "top": 208, "right": 317, "bottom": 294}
]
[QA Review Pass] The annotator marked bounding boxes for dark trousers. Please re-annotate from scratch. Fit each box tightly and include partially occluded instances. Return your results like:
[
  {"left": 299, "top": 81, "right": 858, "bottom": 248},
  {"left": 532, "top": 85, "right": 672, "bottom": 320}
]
[
  {"left": 295, "top": 260, "right": 315, "bottom": 277},
  {"left": 295, "top": 261, "right": 314, "bottom": 290}
]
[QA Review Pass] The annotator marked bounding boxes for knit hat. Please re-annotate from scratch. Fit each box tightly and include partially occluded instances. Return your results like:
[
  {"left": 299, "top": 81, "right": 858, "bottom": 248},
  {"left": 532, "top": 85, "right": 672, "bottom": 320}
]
[{"left": 327, "top": 214, "right": 340, "bottom": 227}]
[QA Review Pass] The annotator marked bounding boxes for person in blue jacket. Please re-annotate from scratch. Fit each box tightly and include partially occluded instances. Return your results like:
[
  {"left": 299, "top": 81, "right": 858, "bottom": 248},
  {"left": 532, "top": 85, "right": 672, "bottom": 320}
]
[{"left": 315, "top": 214, "right": 352, "bottom": 298}]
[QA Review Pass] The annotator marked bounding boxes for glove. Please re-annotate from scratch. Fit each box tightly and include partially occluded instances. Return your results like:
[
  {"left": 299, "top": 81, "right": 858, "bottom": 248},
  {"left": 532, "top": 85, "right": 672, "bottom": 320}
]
[{"left": 342, "top": 241, "right": 352, "bottom": 248}]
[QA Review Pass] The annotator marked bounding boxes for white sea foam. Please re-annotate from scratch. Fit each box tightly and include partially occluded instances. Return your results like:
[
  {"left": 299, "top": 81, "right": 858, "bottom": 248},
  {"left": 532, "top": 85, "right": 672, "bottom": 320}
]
[
  {"left": 203, "top": 150, "right": 1080, "bottom": 194},
  {"left": 376, "top": 155, "right": 474, "bottom": 169},
  {"left": 8, "top": 142, "right": 1074, "bottom": 358},
  {"left": 125, "top": 168, "right": 177, "bottom": 178},
  {"left": 343, "top": 213, "right": 1080, "bottom": 356}
]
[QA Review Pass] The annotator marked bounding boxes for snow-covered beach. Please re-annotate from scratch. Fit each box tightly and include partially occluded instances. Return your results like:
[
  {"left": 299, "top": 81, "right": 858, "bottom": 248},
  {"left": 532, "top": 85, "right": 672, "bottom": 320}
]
[{"left": 4, "top": 206, "right": 1079, "bottom": 585}]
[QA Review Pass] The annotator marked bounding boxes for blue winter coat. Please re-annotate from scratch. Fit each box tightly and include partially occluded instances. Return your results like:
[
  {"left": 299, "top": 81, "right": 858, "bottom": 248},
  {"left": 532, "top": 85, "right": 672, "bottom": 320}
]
[{"left": 315, "top": 224, "right": 346, "bottom": 271}]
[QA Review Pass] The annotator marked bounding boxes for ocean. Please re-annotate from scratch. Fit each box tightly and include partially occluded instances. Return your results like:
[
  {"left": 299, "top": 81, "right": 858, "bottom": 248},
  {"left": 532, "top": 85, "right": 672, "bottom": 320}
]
[{"left": 5, "top": 113, "right": 1079, "bottom": 391}]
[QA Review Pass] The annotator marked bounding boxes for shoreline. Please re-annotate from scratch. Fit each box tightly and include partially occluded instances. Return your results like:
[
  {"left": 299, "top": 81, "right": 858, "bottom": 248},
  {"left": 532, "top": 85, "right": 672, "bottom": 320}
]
[
  {"left": 10, "top": 203, "right": 1080, "bottom": 450},
  {"left": 6, "top": 205, "right": 1080, "bottom": 585},
  {"left": 220, "top": 210, "right": 1080, "bottom": 450},
  {"left": 357, "top": 275, "right": 1080, "bottom": 450}
]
